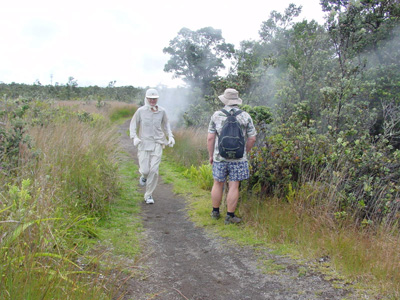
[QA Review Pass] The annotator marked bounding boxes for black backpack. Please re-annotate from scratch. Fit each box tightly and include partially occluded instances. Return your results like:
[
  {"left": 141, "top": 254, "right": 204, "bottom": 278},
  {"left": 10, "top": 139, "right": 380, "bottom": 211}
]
[{"left": 218, "top": 109, "right": 245, "bottom": 159}]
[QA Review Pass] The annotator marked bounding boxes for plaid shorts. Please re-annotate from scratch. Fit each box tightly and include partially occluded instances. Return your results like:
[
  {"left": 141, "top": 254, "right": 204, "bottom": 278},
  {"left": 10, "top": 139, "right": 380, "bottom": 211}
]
[{"left": 212, "top": 161, "right": 250, "bottom": 182}]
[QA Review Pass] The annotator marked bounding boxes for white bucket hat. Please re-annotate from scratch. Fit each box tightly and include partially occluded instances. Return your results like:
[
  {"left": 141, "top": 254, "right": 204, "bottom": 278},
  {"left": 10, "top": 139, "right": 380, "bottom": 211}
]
[{"left": 218, "top": 88, "right": 242, "bottom": 106}]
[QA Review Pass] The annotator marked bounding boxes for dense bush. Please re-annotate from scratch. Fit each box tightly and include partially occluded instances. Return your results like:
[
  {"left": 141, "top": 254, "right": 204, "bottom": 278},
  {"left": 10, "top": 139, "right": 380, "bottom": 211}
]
[
  {"left": 0, "top": 98, "right": 33, "bottom": 173},
  {"left": 248, "top": 103, "right": 400, "bottom": 227}
]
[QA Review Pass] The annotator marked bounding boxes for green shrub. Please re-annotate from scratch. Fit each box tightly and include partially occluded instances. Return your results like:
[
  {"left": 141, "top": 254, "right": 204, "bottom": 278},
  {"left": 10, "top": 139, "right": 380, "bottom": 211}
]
[
  {"left": 248, "top": 108, "right": 400, "bottom": 227},
  {"left": 0, "top": 98, "right": 32, "bottom": 173},
  {"left": 183, "top": 164, "right": 213, "bottom": 190}
]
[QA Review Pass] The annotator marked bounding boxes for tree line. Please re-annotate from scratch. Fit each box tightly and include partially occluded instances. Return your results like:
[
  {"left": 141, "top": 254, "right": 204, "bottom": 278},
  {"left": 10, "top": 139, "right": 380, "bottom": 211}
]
[{"left": 0, "top": 78, "right": 143, "bottom": 103}]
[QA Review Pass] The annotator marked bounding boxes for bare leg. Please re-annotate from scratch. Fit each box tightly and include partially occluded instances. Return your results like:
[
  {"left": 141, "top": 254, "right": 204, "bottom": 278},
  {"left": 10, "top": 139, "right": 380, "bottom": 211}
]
[
  {"left": 226, "top": 181, "right": 240, "bottom": 213},
  {"left": 211, "top": 180, "right": 224, "bottom": 208}
]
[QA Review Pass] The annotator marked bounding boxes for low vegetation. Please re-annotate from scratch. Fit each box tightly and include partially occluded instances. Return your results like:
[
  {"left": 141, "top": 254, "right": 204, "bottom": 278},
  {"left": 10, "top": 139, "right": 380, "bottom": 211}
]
[
  {"left": 0, "top": 98, "right": 140, "bottom": 299},
  {"left": 165, "top": 128, "right": 400, "bottom": 298}
]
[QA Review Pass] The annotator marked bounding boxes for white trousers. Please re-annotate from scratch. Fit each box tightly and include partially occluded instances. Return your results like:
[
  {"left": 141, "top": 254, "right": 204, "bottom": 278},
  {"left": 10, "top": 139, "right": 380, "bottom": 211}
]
[{"left": 137, "top": 143, "right": 163, "bottom": 199}]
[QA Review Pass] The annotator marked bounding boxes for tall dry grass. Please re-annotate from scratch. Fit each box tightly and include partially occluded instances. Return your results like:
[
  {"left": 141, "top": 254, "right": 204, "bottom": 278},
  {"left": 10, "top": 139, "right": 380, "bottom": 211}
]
[
  {"left": 164, "top": 127, "right": 208, "bottom": 168},
  {"left": 28, "top": 120, "right": 120, "bottom": 215},
  {"left": 56, "top": 100, "right": 137, "bottom": 119},
  {"left": 0, "top": 107, "right": 122, "bottom": 299},
  {"left": 239, "top": 181, "right": 400, "bottom": 298}
]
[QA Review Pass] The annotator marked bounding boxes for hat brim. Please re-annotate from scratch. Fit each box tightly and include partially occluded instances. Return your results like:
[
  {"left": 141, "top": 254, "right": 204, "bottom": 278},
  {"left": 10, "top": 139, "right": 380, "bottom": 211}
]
[
  {"left": 218, "top": 95, "right": 242, "bottom": 105},
  {"left": 146, "top": 96, "right": 159, "bottom": 99}
]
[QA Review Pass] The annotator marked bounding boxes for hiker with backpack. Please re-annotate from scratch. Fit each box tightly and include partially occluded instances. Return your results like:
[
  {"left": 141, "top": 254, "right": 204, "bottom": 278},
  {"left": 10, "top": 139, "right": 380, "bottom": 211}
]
[
  {"left": 130, "top": 88, "right": 175, "bottom": 204},
  {"left": 207, "top": 88, "right": 257, "bottom": 224}
]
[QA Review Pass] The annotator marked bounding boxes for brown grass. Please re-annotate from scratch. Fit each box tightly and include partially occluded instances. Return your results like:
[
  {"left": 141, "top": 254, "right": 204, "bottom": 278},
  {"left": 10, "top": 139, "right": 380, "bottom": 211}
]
[
  {"left": 239, "top": 185, "right": 400, "bottom": 298},
  {"left": 1, "top": 112, "right": 122, "bottom": 299},
  {"left": 56, "top": 100, "right": 137, "bottom": 118},
  {"left": 164, "top": 127, "right": 208, "bottom": 167}
]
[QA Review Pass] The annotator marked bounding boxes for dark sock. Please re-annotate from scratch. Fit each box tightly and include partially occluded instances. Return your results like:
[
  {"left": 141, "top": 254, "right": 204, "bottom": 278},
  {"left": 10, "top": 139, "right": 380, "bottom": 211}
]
[
  {"left": 227, "top": 212, "right": 235, "bottom": 218},
  {"left": 213, "top": 207, "right": 220, "bottom": 212}
]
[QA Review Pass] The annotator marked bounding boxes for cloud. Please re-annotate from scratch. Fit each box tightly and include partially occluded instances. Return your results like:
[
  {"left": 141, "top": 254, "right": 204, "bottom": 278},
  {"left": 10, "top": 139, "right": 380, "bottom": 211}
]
[
  {"left": 0, "top": 0, "right": 325, "bottom": 87},
  {"left": 22, "top": 19, "right": 59, "bottom": 47}
]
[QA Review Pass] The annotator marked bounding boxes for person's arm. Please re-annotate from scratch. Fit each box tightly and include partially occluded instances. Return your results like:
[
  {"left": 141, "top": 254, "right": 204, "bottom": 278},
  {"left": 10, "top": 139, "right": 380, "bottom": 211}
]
[
  {"left": 129, "top": 111, "right": 139, "bottom": 139},
  {"left": 129, "top": 111, "right": 142, "bottom": 146},
  {"left": 245, "top": 113, "right": 257, "bottom": 154},
  {"left": 207, "top": 133, "right": 216, "bottom": 165},
  {"left": 162, "top": 112, "right": 174, "bottom": 146},
  {"left": 246, "top": 135, "right": 256, "bottom": 154}
]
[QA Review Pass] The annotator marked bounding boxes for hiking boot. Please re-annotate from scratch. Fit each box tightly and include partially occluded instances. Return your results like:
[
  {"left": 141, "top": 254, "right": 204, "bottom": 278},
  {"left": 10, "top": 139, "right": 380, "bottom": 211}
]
[
  {"left": 211, "top": 210, "right": 220, "bottom": 220},
  {"left": 224, "top": 215, "right": 242, "bottom": 225},
  {"left": 139, "top": 176, "right": 147, "bottom": 186},
  {"left": 145, "top": 196, "right": 154, "bottom": 204}
]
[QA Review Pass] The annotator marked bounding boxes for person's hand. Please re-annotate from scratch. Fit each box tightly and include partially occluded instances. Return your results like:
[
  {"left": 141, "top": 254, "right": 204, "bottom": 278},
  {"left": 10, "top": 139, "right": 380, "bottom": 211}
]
[
  {"left": 133, "top": 137, "right": 141, "bottom": 147},
  {"left": 168, "top": 136, "right": 175, "bottom": 148}
]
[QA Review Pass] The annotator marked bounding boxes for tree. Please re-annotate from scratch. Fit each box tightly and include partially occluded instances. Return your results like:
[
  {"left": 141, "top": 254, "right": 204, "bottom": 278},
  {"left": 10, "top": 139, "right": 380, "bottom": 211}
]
[
  {"left": 163, "top": 27, "right": 235, "bottom": 94},
  {"left": 259, "top": 3, "right": 302, "bottom": 44},
  {"left": 230, "top": 4, "right": 332, "bottom": 111},
  {"left": 64, "top": 76, "right": 79, "bottom": 100},
  {"left": 281, "top": 20, "right": 334, "bottom": 119},
  {"left": 320, "top": 0, "right": 400, "bottom": 135}
]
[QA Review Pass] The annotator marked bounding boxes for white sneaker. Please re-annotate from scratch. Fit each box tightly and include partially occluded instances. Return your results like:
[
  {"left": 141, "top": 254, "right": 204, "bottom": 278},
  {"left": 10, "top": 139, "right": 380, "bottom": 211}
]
[
  {"left": 145, "top": 196, "right": 154, "bottom": 204},
  {"left": 139, "top": 176, "right": 147, "bottom": 186}
]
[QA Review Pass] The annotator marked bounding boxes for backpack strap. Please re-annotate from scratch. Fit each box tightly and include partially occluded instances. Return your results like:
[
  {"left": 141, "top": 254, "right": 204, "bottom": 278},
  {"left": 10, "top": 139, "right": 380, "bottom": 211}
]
[
  {"left": 220, "top": 108, "right": 242, "bottom": 116},
  {"left": 233, "top": 109, "right": 243, "bottom": 116},
  {"left": 220, "top": 109, "right": 230, "bottom": 116}
]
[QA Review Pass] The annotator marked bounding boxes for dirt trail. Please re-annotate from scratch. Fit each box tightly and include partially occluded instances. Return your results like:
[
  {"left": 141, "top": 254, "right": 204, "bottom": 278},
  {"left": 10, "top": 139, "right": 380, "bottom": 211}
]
[{"left": 118, "top": 121, "right": 356, "bottom": 300}]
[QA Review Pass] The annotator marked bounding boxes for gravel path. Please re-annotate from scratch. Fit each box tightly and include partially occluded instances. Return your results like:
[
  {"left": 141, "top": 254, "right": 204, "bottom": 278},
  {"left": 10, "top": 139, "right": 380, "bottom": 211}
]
[{"left": 118, "top": 121, "right": 358, "bottom": 300}]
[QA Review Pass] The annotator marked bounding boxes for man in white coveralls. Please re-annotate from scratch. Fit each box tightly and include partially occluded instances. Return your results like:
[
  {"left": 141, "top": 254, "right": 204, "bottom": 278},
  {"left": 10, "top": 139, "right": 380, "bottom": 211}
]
[{"left": 130, "top": 88, "right": 175, "bottom": 204}]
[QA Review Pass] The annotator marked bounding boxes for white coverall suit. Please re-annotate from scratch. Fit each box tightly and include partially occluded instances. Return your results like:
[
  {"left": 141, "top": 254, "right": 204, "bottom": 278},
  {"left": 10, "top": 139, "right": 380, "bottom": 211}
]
[{"left": 129, "top": 98, "right": 173, "bottom": 200}]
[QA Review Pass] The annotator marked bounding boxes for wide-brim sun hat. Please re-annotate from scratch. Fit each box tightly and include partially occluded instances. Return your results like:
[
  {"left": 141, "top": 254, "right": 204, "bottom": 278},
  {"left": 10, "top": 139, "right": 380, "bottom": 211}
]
[
  {"left": 218, "top": 88, "right": 242, "bottom": 105},
  {"left": 145, "top": 88, "right": 159, "bottom": 98}
]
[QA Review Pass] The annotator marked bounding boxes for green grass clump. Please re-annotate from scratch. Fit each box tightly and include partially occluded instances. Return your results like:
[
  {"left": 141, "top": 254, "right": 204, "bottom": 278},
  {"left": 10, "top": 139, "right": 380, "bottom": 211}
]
[
  {"left": 108, "top": 105, "right": 138, "bottom": 123},
  {"left": 183, "top": 163, "right": 213, "bottom": 191}
]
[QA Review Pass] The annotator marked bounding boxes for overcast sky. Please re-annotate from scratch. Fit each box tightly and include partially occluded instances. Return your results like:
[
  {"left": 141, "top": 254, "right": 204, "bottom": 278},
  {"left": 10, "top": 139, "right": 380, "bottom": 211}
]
[{"left": 0, "top": 0, "right": 326, "bottom": 88}]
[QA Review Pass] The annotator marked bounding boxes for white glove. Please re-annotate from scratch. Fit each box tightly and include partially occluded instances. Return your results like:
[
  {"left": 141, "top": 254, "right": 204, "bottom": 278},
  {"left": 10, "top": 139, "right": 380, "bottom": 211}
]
[
  {"left": 133, "top": 137, "right": 141, "bottom": 147},
  {"left": 168, "top": 136, "right": 175, "bottom": 148}
]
